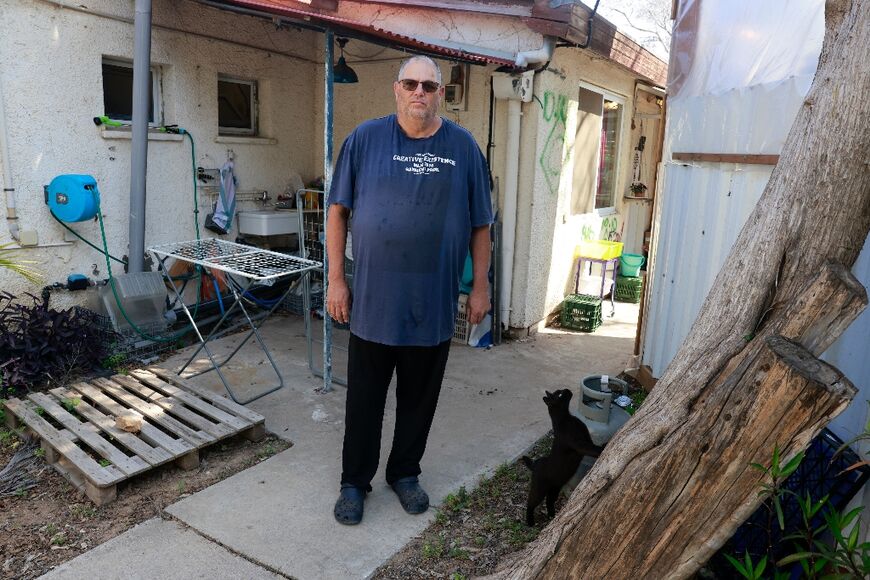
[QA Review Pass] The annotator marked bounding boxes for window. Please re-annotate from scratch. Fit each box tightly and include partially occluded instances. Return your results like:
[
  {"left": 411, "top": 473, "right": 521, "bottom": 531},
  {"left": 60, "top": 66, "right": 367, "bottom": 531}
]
[
  {"left": 571, "top": 85, "right": 625, "bottom": 214},
  {"left": 218, "top": 76, "right": 258, "bottom": 136},
  {"left": 102, "top": 57, "right": 161, "bottom": 124},
  {"left": 595, "top": 99, "right": 623, "bottom": 209}
]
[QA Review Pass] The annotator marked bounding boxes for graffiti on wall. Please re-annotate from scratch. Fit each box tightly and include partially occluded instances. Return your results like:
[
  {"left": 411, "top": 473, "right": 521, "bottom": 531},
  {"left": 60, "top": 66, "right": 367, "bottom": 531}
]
[
  {"left": 600, "top": 216, "right": 622, "bottom": 242},
  {"left": 581, "top": 224, "right": 595, "bottom": 241},
  {"left": 538, "top": 91, "right": 569, "bottom": 196}
]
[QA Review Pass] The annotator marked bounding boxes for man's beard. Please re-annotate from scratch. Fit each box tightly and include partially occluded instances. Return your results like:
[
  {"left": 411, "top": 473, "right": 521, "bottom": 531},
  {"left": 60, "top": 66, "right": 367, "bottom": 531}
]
[{"left": 403, "top": 101, "right": 437, "bottom": 121}]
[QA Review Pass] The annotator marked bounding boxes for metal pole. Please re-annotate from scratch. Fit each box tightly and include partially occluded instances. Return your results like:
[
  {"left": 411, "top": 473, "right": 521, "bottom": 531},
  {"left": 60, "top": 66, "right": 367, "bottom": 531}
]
[
  {"left": 128, "top": 0, "right": 152, "bottom": 273},
  {"left": 322, "top": 30, "right": 334, "bottom": 392}
]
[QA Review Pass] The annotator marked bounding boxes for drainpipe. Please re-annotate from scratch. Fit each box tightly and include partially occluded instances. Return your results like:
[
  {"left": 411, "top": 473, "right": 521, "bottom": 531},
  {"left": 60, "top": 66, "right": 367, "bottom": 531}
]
[
  {"left": 491, "top": 69, "right": 535, "bottom": 329},
  {"left": 500, "top": 99, "right": 522, "bottom": 328},
  {"left": 514, "top": 36, "right": 555, "bottom": 68},
  {"left": 128, "top": 0, "right": 152, "bottom": 273},
  {"left": 0, "top": 74, "right": 18, "bottom": 242}
]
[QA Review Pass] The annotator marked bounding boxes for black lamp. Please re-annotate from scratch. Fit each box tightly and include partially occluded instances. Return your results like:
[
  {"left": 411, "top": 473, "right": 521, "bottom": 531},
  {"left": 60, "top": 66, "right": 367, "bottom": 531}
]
[{"left": 334, "top": 38, "right": 358, "bottom": 84}]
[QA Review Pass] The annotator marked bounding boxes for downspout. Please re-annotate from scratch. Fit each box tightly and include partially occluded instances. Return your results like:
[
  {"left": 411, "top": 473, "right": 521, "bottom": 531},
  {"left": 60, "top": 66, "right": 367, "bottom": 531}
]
[
  {"left": 496, "top": 37, "right": 554, "bottom": 329},
  {"left": 0, "top": 74, "right": 18, "bottom": 242},
  {"left": 500, "top": 100, "right": 522, "bottom": 329},
  {"left": 128, "top": 0, "right": 152, "bottom": 273},
  {"left": 514, "top": 36, "right": 555, "bottom": 68}
]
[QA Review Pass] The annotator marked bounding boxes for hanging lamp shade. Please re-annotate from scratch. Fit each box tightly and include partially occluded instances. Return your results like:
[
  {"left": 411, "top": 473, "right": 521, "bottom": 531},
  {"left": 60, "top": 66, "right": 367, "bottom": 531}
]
[{"left": 334, "top": 38, "right": 358, "bottom": 84}]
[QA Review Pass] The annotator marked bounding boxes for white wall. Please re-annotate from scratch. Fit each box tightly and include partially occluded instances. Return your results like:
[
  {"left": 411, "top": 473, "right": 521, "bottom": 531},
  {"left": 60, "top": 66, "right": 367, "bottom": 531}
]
[
  {"left": 0, "top": 0, "right": 318, "bottom": 306},
  {"left": 507, "top": 48, "right": 642, "bottom": 329}
]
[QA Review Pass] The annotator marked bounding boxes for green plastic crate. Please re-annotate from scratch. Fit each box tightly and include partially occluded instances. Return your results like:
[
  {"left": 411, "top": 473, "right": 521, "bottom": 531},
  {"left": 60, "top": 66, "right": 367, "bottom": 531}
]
[
  {"left": 615, "top": 275, "right": 643, "bottom": 303},
  {"left": 561, "top": 294, "right": 602, "bottom": 332}
]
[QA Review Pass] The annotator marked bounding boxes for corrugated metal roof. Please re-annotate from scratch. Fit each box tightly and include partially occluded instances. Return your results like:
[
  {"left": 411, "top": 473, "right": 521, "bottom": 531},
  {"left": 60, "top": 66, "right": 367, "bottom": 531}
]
[{"left": 212, "top": 0, "right": 517, "bottom": 65}]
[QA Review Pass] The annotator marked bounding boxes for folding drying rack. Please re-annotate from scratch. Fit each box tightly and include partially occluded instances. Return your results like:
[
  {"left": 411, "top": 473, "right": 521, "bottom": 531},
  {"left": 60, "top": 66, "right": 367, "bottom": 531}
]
[{"left": 149, "top": 238, "right": 321, "bottom": 404}]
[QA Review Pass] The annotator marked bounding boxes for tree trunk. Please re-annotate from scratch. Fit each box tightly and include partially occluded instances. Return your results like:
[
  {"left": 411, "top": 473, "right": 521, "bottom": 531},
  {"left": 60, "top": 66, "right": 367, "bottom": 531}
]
[{"left": 489, "top": 1, "right": 870, "bottom": 578}]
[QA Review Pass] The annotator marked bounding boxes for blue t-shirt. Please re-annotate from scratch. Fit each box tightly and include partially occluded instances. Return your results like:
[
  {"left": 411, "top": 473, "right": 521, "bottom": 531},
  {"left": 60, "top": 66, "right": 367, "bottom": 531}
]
[{"left": 328, "top": 114, "right": 493, "bottom": 346}]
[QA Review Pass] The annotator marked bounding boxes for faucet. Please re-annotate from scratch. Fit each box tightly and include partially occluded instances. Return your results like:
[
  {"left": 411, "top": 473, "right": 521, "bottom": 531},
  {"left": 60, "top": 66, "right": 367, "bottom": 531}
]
[{"left": 261, "top": 190, "right": 271, "bottom": 205}]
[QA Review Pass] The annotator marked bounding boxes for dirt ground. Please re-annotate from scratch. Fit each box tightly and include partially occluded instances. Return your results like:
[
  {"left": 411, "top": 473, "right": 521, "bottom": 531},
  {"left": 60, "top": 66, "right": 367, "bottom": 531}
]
[
  {"left": 374, "top": 372, "right": 649, "bottom": 580},
  {"left": 373, "top": 435, "right": 556, "bottom": 580},
  {"left": 0, "top": 421, "right": 290, "bottom": 580}
]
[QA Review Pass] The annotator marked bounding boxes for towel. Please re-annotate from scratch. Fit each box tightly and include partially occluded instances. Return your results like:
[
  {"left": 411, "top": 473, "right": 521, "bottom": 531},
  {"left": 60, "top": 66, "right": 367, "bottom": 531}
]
[{"left": 205, "top": 160, "right": 237, "bottom": 234}]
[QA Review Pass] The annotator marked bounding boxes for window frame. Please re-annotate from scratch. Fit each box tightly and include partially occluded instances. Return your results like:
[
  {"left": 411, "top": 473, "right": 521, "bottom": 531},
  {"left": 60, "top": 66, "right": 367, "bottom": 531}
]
[
  {"left": 217, "top": 74, "right": 259, "bottom": 137},
  {"left": 101, "top": 57, "right": 163, "bottom": 126},
  {"left": 578, "top": 81, "right": 626, "bottom": 213}
]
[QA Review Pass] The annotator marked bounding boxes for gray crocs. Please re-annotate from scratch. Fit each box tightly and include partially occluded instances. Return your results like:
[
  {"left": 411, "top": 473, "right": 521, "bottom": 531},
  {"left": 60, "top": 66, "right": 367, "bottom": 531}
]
[
  {"left": 390, "top": 476, "right": 429, "bottom": 514},
  {"left": 334, "top": 484, "right": 366, "bottom": 525}
]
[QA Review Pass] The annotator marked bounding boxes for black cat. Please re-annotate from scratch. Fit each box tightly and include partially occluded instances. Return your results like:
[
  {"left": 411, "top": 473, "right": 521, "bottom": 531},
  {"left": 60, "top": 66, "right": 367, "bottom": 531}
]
[{"left": 522, "top": 389, "right": 603, "bottom": 526}]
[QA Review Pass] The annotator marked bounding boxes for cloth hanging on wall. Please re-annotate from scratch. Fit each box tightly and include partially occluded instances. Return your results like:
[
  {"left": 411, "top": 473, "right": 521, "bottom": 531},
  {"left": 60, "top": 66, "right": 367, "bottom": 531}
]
[{"left": 205, "top": 159, "right": 237, "bottom": 235}]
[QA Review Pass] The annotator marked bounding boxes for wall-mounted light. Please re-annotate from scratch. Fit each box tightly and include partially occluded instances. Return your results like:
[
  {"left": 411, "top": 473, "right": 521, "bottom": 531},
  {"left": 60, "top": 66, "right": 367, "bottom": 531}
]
[{"left": 334, "top": 38, "right": 358, "bottom": 84}]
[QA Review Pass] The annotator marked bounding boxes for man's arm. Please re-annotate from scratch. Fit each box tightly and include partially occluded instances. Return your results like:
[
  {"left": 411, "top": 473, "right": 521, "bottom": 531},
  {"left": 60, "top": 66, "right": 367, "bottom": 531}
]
[
  {"left": 325, "top": 204, "right": 352, "bottom": 324},
  {"left": 467, "top": 225, "right": 491, "bottom": 325}
]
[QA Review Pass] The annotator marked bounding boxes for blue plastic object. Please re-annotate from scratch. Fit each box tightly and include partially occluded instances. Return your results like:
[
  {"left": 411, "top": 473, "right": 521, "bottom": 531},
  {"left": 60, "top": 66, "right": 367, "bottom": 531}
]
[
  {"left": 619, "top": 253, "right": 645, "bottom": 277},
  {"left": 45, "top": 174, "right": 100, "bottom": 222}
]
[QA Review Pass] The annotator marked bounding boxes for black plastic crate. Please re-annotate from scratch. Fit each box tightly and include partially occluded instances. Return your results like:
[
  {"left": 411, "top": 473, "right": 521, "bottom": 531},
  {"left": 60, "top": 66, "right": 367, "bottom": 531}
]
[{"left": 709, "top": 428, "right": 870, "bottom": 576}]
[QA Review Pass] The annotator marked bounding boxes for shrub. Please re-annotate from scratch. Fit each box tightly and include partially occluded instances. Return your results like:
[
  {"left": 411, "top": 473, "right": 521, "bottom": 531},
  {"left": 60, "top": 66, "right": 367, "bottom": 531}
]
[{"left": 0, "top": 292, "right": 113, "bottom": 397}]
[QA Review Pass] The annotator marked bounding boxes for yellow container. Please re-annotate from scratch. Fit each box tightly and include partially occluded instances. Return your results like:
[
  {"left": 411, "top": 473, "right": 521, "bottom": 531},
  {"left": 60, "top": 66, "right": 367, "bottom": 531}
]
[{"left": 575, "top": 240, "right": 624, "bottom": 260}]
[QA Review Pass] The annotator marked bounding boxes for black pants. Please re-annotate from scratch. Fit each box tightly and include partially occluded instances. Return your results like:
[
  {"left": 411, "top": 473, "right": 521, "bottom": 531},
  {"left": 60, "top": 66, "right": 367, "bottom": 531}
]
[{"left": 341, "top": 333, "right": 451, "bottom": 490}]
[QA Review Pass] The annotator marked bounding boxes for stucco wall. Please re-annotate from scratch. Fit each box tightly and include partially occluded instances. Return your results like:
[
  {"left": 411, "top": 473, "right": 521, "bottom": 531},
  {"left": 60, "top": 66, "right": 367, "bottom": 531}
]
[
  {"left": 0, "top": 0, "right": 319, "bottom": 306},
  {"left": 508, "top": 47, "right": 641, "bottom": 329}
]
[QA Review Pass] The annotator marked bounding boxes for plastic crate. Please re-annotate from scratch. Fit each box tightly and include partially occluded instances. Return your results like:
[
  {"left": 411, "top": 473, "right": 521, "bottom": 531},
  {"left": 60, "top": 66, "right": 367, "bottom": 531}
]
[
  {"left": 709, "top": 428, "right": 870, "bottom": 577},
  {"left": 453, "top": 294, "right": 470, "bottom": 344},
  {"left": 575, "top": 240, "right": 624, "bottom": 261},
  {"left": 283, "top": 288, "right": 323, "bottom": 315},
  {"left": 561, "top": 294, "right": 602, "bottom": 332},
  {"left": 615, "top": 275, "right": 643, "bottom": 303}
]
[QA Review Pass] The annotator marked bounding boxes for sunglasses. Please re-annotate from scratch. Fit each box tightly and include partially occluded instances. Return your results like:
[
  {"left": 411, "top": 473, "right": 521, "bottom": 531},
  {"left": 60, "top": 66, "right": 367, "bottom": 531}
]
[{"left": 398, "top": 79, "right": 441, "bottom": 93}]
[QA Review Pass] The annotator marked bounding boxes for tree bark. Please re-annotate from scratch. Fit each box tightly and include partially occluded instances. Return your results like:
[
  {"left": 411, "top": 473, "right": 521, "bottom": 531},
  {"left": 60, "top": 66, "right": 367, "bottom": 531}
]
[{"left": 489, "top": 0, "right": 870, "bottom": 578}]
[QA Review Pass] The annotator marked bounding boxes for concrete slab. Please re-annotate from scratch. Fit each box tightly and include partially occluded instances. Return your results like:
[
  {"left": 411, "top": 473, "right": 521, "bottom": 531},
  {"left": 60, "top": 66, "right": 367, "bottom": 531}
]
[
  {"left": 40, "top": 518, "right": 282, "bottom": 580},
  {"left": 157, "top": 305, "right": 638, "bottom": 579},
  {"left": 39, "top": 303, "right": 638, "bottom": 580}
]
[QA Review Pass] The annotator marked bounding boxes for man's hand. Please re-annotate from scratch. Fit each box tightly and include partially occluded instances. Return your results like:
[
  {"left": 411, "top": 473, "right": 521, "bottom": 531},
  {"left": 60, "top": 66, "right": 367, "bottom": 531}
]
[
  {"left": 326, "top": 278, "right": 352, "bottom": 324},
  {"left": 467, "top": 287, "right": 489, "bottom": 325}
]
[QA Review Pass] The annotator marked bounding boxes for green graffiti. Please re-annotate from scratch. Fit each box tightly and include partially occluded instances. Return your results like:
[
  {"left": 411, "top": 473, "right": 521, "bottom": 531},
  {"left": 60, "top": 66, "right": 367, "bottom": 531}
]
[
  {"left": 538, "top": 91, "right": 569, "bottom": 196},
  {"left": 581, "top": 225, "right": 595, "bottom": 241},
  {"left": 600, "top": 216, "right": 621, "bottom": 242}
]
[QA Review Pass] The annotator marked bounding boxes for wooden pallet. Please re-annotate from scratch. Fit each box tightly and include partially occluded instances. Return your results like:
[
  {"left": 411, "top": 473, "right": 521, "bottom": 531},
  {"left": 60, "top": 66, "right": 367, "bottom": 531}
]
[{"left": 3, "top": 368, "right": 265, "bottom": 505}]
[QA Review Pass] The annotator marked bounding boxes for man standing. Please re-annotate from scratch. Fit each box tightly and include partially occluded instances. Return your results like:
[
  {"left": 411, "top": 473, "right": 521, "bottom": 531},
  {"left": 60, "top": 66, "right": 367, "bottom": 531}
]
[{"left": 326, "top": 55, "right": 492, "bottom": 525}]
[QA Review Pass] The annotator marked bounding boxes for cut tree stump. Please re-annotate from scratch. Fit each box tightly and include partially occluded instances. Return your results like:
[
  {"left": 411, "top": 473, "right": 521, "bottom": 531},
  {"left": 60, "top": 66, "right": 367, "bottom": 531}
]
[{"left": 2, "top": 368, "right": 266, "bottom": 506}]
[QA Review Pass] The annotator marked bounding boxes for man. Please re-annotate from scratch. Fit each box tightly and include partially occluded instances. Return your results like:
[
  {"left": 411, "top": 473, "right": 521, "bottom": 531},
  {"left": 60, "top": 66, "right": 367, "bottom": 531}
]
[{"left": 326, "top": 55, "right": 492, "bottom": 525}]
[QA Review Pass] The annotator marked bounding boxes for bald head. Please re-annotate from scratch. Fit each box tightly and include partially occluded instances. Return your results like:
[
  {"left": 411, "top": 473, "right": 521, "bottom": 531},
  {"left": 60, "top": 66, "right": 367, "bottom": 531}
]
[{"left": 397, "top": 56, "right": 442, "bottom": 86}]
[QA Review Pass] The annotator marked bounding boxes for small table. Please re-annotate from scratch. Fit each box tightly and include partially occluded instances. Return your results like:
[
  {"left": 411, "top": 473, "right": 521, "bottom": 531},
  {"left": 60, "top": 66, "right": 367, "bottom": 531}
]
[
  {"left": 149, "top": 238, "right": 321, "bottom": 404},
  {"left": 573, "top": 255, "right": 619, "bottom": 317}
]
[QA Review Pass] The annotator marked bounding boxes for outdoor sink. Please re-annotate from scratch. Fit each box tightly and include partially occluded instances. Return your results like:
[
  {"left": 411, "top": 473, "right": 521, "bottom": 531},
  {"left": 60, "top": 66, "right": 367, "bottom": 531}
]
[{"left": 237, "top": 210, "right": 300, "bottom": 236}]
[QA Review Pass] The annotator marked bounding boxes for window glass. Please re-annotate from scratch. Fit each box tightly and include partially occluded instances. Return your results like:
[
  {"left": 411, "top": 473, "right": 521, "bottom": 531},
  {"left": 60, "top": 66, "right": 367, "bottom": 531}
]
[
  {"left": 102, "top": 60, "right": 155, "bottom": 123},
  {"left": 595, "top": 100, "right": 622, "bottom": 209},
  {"left": 218, "top": 77, "right": 257, "bottom": 135}
]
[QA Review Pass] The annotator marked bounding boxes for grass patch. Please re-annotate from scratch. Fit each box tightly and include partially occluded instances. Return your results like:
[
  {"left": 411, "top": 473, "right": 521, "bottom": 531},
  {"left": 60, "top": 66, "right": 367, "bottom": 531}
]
[{"left": 374, "top": 434, "right": 556, "bottom": 579}]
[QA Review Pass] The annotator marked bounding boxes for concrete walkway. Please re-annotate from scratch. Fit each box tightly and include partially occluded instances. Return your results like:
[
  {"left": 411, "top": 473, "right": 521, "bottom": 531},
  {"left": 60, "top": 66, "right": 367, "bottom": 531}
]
[{"left": 41, "top": 305, "right": 638, "bottom": 579}]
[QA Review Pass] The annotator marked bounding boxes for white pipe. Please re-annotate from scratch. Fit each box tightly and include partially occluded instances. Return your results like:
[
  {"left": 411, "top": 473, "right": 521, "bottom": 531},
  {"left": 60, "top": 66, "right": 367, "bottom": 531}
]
[
  {"left": 0, "top": 72, "right": 18, "bottom": 242},
  {"left": 514, "top": 36, "right": 555, "bottom": 68},
  {"left": 500, "top": 99, "right": 522, "bottom": 328}
]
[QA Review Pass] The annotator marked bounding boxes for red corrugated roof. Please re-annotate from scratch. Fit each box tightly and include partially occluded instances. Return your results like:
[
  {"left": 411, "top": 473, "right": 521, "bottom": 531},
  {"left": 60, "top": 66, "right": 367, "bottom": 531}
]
[{"left": 214, "top": 0, "right": 517, "bottom": 65}]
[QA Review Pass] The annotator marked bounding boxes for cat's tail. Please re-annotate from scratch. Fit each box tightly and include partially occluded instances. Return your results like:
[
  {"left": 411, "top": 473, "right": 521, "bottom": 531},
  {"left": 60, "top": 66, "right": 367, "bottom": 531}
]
[{"left": 520, "top": 456, "right": 534, "bottom": 470}]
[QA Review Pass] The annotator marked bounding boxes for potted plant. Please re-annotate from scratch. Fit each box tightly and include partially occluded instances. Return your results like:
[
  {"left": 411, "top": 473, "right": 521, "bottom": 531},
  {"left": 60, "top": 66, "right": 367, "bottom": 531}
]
[{"left": 629, "top": 182, "right": 648, "bottom": 197}]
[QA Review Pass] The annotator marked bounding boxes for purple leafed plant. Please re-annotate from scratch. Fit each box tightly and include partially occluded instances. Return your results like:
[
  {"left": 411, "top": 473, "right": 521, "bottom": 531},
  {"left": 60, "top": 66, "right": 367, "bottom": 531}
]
[{"left": 0, "top": 292, "right": 113, "bottom": 398}]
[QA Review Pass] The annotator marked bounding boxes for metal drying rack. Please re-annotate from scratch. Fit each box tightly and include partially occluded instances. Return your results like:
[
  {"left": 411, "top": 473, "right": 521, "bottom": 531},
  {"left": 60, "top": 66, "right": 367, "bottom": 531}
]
[{"left": 149, "top": 238, "right": 321, "bottom": 404}]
